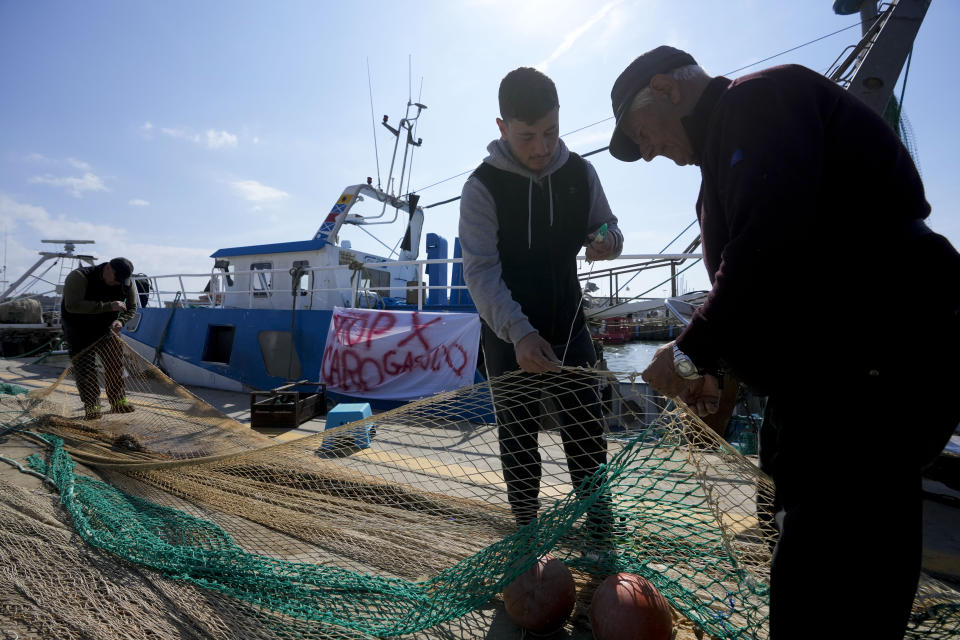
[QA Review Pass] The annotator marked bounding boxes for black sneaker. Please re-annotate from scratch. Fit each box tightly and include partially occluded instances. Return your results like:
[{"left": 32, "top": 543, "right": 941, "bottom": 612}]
[
  {"left": 111, "top": 398, "right": 135, "bottom": 414},
  {"left": 579, "top": 547, "right": 619, "bottom": 572}
]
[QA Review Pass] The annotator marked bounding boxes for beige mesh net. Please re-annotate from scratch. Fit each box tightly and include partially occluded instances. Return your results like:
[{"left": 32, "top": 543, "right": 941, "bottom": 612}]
[{"left": 0, "top": 335, "right": 956, "bottom": 639}]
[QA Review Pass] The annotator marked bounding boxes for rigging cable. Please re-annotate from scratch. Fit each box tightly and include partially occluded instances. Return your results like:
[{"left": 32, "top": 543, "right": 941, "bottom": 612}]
[
  {"left": 413, "top": 17, "right": 867, "bottom": 208},
  {"left": 366, "top": 58, "right": 382, "bottom": 189},
  {"left": 895, "top": 47, "right": 912, "bottom": 136},
  {"left": 353, "top": 221, "right": 403, "bottom": 258},
  {"left": 723, "top": 20, "right": 864, "bottom": 77},
  {"left": 659, "top": 218, "right": 699, "bottom": 254}
]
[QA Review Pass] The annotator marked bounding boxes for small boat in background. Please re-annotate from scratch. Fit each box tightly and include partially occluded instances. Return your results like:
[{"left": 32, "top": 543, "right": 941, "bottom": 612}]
[{"left": 0, "top": 239, "right": 96, "bottom": 357}]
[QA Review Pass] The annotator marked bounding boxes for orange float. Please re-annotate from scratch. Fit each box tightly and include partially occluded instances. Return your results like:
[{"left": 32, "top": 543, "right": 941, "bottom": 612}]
[
  {"left": 589, "top": 572, "right": 672, "bottom": 640},
  {"left": 502, "top": 554, "right": 576, "bottom": 633}
]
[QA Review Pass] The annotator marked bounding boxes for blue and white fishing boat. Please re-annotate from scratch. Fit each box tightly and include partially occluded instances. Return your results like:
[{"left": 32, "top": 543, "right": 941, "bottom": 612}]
[{"left": 121, "top": 101, "right": 480, "bottom": 403}]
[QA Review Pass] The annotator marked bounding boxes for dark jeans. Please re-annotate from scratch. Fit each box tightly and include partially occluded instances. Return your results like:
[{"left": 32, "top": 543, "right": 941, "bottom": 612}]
[
  {"left": 756, "top": 402, "right": 781, "bottom": 554},
  {"left": 70, "top": 334, "right": 127, "bottom": 409},
  {"left": 755, "top": 227, "right": 960, "bottom": 639},
  {"left": 482, "top": 324, "right": 612, "bottom": 539},
  {"left": 759, "top": 374, "right": 939, "bottom": 640}
]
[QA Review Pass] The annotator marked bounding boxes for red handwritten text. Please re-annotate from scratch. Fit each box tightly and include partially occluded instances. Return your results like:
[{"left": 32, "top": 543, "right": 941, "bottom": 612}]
[{"left": 321, "top": 310, "right": 475, "bottom": 394}]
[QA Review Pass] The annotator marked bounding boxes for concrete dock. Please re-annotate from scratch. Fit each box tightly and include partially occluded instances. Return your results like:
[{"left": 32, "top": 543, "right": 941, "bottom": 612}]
[{"left": 0, "top": 356, "right": 957, "bottom": 640}]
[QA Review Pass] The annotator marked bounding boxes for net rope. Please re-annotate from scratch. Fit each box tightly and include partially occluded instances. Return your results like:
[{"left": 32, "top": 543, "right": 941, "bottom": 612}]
[{"left": 0, "top": 334, "right": 957, "bottom": 639}]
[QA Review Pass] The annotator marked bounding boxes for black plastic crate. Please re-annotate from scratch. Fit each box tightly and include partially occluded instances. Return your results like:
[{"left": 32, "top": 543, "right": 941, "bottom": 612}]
[{"left": 250, "top": 381, "right": 327, "bottom": 429}]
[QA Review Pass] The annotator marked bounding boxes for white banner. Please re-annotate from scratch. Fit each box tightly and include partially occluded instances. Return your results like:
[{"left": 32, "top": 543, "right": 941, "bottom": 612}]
[{"left": 320, "top": 307, "right": 481, "bottom": 400}]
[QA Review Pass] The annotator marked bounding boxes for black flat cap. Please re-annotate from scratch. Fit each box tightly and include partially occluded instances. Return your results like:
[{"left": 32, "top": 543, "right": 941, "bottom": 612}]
[
  {"left": 109, "top": 257, "right": 134, "bottom": 286},
  {"left": 609, "top": 46, "right": 697, "bottom": 161}
]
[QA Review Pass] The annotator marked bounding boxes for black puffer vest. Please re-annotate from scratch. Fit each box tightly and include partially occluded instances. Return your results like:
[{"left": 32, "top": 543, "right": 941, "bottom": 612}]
[
  {"left": 61, "top": 264, "right": 127, "bottom": 349},
  {"left": 472, "top": 154, "right": 590, "bottom": 344}
]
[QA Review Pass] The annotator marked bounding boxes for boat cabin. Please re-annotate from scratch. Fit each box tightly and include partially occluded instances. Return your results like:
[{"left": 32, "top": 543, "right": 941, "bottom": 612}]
[{"left": 208, "top": 183, "right": 434, "bottom": 310}]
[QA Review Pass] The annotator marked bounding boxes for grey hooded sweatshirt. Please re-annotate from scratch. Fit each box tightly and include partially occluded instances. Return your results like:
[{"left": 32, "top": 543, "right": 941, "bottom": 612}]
[{"left": 458, "top": 137, "right": 623, "bottom": 345}]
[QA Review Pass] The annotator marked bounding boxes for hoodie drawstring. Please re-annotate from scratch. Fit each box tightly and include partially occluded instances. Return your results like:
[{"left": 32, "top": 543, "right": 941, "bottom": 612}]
[
  {"left": 527, "top": 175, "right": 555, "bottom": 249},
  {"left": 547, "top": 174, "right": 554, "bottom": 227},
  {"left": 527, "top": 178, "right": 533, "bottom": 249}
]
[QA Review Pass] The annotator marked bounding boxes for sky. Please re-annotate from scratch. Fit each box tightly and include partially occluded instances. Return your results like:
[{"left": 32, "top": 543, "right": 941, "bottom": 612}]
[{"left": 1, "top": 0, "right": 957, "bottom": 300}]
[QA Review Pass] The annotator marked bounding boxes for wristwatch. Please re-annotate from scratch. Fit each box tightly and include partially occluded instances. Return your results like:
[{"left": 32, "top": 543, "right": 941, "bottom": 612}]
[{"left": 672, "top": 343, "right": 702, "bottom": 380}]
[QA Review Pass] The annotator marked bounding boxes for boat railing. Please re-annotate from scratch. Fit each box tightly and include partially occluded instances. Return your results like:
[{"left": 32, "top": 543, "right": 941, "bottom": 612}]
[
  {"left": 133, "top": 252, "right": 702, "bottom": 313},
  {"left": 134, "top": 259, "right": 473, "bottom": 312},
  {"left": 577, "top": 253, "right": 701, "bottom": 307},
  {"left": 134, "top": 273, "right": 211, "bottom": 310}
]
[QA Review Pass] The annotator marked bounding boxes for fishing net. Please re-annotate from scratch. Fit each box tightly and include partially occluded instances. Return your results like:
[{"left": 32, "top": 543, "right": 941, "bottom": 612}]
[{"left": 0, "top": 334, "right": 957, "bottom": 639}]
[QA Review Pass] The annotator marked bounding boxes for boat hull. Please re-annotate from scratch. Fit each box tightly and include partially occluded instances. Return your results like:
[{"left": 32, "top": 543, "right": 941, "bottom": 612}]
[{"left": 123, "top": 306, "right": 333, "bottom": 392}]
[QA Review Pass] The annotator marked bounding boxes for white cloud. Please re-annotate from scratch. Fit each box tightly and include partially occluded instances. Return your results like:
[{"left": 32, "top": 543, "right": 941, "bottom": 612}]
[
  {"left": 128, "top": 198, "right": 150, "bottom": 207},
  {"left": 0, "top": 193, "right": 114, "bottom": 242},
  {"left": 205, "top": 129, "right": 238, "bottom": 149},
  {"left": 0, "top": 194, "right": 51, "bottom": 229},
  {"left": 537, "top": 0, "right": 621, "bottom": 71},
  {"left": 161, "top": 126, "right": 191, "bottom": 140},
  {"left": 29, "top": 172, "right": 108, "bottom": 198},
  {"left": 66, "top": 157, "right": 92, "bottom": 171},
  {"left": 231, "top": 179, "right": 288, "bottom": 203},
  {"left": 156, "top": 125, "right": 239, "bottom": 149},
  {"left": 22, "top": 154, "right": 96, "bottom": 172},
  {"left": 0, "top": 194, "right": 212, "bottom": 288},
  {"left": 139, "top": 122, "right": 154, "bottom": 139}
]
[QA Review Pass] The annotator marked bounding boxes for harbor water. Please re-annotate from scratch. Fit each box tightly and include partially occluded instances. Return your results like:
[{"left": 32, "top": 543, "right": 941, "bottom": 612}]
[{"left": 598, "top": 340, "right": 668, "bottom": 376}]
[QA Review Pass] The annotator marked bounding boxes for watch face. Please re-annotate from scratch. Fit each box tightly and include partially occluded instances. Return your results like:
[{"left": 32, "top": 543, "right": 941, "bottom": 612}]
[{"left": 675, "top": 358, "right": 696, "bottom": 377}]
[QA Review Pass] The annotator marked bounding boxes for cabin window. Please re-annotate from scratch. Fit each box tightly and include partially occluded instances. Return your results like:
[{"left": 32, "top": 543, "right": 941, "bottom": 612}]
[
  {"left": 365, "top": 267, "right": 390, "bottom": 296},
  {"left": 251, "top": 262, "right": 272, "bottom": 298},
  {"left": 203, "top": 325, "right": 235, "bottom": 364}
]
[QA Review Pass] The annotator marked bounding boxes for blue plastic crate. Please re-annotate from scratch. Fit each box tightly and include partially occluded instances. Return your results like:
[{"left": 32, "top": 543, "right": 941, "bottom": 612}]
[{"left": 323, "top": 403, "right": 375, "bottom": 450}]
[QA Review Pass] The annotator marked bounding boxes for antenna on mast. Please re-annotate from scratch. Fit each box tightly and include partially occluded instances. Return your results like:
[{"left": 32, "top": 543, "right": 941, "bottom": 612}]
[
  {"left": 367, "top": 58, "right": 382, "bottom": 189},
  {"left": 406, "top": 76, "right": 425, "bottom": 198},
  {"left": 380, "top": 56, "right": 426, "bottom": 198}
]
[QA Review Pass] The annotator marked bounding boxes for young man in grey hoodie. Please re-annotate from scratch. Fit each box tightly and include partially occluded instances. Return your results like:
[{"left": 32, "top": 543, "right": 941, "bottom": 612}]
[{"left": 458, "top": 67, "right": 623, "bottom": 539}]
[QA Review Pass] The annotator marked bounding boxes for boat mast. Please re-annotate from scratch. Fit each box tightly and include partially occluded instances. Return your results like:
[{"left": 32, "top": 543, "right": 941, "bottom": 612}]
[{"left": 828, "top": 0, "right": 930, "bottom": 116}]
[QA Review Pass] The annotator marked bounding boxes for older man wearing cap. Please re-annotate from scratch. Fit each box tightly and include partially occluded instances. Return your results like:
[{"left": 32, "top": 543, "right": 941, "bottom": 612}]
[
  {"left": 607, "top": 47, "right": 960, "bottom": 639},
  {"left": 62, "top": 257, "right": 139, "bottom": 419}
]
